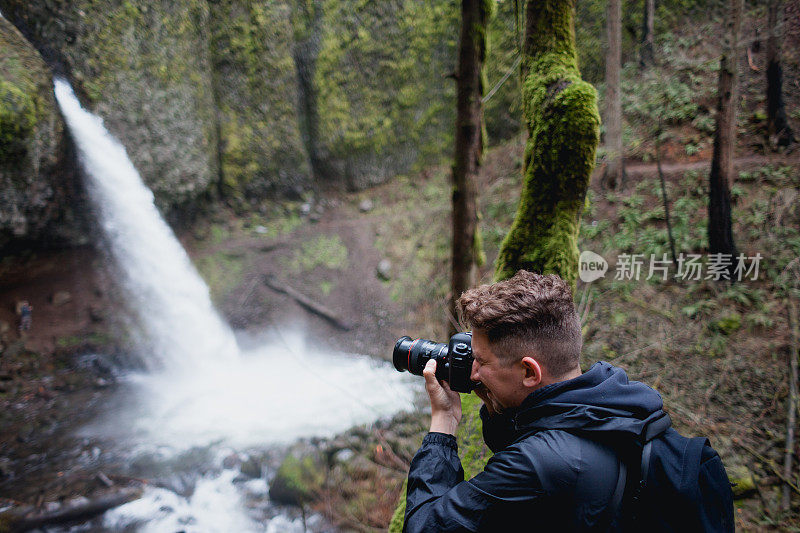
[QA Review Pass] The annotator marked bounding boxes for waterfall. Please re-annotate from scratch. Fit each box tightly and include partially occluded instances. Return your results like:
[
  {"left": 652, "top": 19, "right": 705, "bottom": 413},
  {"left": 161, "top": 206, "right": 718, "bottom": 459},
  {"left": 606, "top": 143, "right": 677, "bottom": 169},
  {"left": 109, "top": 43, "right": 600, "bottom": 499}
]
[
  {"left": 54, "top": 79, "right": 239, "bottom": 372},
  {"left": 48, "top": 77, "right": 419, "bottom": 531}
]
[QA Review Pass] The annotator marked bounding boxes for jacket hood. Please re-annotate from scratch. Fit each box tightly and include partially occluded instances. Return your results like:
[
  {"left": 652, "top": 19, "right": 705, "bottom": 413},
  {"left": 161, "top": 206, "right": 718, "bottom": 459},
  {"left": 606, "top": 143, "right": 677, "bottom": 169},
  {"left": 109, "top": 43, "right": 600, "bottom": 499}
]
[{"left": 511, "top": 361, "right": 666, "bottom": 441}]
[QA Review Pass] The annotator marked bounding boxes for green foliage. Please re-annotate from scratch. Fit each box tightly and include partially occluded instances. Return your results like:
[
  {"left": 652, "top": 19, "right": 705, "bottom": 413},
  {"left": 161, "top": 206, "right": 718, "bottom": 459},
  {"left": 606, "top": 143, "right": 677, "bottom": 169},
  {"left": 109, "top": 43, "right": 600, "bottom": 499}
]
[
  {"left": 388, "top": 478, "right": 407, "bottom": 533},
  {"left": 708, "top": 313, "right": 742, "bottom": 335},
  {"left": 582, "top": 174, "right": 706, "bottom": 259},
  {"left": 196, "top": 252, "right": 244, "bottom": 301},
  {"left": 286, "top": 234, "right": 349, "bottom": 273}
]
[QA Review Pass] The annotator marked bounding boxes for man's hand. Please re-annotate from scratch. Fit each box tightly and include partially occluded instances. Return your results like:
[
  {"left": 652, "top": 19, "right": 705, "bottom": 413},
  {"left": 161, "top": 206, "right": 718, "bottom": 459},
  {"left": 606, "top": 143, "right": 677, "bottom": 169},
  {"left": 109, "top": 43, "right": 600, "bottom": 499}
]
[
  {"left": 423, "top": 359, "right": 462, "bottom": 435},
  {"left": 473, "top": 383, "right": 503, "bottom": 416}
]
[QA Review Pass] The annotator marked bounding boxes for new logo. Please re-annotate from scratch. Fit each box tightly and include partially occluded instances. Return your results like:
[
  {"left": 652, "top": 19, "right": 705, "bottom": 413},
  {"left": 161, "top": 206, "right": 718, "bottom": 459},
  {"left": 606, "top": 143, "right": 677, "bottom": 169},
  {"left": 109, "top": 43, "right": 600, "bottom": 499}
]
[{"left": 579, "top": 251, "right": 608, "bottom": 283}]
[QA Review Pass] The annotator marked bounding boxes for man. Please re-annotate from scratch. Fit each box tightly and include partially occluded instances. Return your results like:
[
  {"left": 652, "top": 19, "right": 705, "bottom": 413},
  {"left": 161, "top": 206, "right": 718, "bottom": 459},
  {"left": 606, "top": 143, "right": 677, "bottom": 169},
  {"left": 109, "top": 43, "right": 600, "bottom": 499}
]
[{"left": 403, "top": 270, "right": 683, "bottom": 531}]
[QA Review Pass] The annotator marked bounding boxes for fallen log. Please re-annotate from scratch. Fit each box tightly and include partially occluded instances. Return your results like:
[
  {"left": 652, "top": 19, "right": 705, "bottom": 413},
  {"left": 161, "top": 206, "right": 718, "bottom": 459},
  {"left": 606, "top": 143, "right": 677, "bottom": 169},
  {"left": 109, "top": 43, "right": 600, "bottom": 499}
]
[
  {"left": 0, "top": 488, "right": 141, "bottom": 532},
  {"left": 263, "top": 276, "right": 353, "bottom": 331}
]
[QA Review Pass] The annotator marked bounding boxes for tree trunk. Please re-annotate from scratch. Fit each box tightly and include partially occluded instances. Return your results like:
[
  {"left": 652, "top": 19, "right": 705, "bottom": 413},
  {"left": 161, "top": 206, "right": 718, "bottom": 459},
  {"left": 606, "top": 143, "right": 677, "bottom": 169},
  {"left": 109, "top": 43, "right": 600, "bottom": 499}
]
[
  {"left": 603, "top": 0, "right": 624, "bottom": 189},
  {"left": 450, "top": 0, "right": 492, "bottom": 332},
  {"left": 766, "top": 0, "right": 795, "bottom": 147},
  {"left": 708, "top": 0, "right": 742, "bottom": 265},
  {"left": 494, "top": 0, "right": 600, "bottom": 287},
  {"left": 640, "top": 0, "right": 655, "bottom": 68}
]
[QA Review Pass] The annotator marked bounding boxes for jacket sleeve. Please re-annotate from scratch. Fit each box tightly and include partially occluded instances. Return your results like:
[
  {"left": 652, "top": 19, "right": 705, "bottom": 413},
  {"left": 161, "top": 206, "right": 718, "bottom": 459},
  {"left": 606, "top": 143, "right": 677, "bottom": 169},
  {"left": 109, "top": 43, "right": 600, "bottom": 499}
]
[{"left": 404, "top": 432, "right": 546, "bottom": 532}]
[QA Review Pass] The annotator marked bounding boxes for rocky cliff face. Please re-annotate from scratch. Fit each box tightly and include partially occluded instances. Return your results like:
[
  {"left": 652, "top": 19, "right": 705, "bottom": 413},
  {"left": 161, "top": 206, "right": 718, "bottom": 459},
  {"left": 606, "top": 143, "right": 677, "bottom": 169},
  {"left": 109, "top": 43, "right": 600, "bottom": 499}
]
[
  {"left": 0, "top": 17, "right": 85, "bottom": 249},
  {"left": 0, "top": 0, "right": 220, "bottom": 215},
  {"left": 208, "top": 0, "right": 311, "bottom": 203},
  {"left": 0, "top": 0, "right": 520, "bottom": 247}
]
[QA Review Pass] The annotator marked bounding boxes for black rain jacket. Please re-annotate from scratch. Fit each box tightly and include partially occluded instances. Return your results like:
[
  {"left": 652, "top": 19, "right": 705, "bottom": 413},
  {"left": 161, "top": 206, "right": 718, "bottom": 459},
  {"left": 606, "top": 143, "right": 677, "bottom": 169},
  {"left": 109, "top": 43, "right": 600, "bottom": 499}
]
[{"left": 404, "top": 361, "right": 667, "bottom": 532}]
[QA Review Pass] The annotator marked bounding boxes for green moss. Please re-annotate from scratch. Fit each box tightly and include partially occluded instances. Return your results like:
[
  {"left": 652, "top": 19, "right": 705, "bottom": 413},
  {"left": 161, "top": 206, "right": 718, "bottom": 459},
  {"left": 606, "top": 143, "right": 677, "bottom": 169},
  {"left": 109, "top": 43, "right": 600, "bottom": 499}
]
[
  {"left": 0, "top": 18, "right": 50, "bottom": 161},
  {"left": 286, "top": 234, "right": 349, "bottom": 273}
]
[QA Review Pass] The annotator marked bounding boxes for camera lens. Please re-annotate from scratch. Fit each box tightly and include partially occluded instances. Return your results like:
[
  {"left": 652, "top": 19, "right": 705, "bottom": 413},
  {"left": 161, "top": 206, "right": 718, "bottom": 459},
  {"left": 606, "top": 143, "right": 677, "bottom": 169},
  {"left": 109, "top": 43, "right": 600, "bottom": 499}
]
[{"left": 393, "top": 336, "right": 447, "bottom": 376}]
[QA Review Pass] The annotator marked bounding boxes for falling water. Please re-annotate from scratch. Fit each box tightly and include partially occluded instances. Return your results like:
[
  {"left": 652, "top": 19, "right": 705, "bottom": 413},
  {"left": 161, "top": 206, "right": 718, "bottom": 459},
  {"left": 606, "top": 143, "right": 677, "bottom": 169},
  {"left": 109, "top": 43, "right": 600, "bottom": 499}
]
[
  {"left": 54, "top": 79, "right": 239, "bottom": 372},
  {"left": 52, "top": 79, "right": 419, "bottom": 530}
]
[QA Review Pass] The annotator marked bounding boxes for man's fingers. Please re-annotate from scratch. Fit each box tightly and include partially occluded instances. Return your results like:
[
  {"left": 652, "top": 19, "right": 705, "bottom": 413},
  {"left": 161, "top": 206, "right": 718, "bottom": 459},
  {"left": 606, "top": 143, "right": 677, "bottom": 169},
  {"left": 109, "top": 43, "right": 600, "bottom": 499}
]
[{"left": 423, "top": 359, "right": 438, "bottom": 384}]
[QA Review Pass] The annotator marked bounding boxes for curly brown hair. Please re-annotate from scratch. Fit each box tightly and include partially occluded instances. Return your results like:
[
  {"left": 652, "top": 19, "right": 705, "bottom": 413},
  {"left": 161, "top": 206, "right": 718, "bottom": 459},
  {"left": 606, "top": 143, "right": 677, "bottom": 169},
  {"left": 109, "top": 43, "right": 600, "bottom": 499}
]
[{"left": 457, "top": 270, "right": 581, "bottom": 378}]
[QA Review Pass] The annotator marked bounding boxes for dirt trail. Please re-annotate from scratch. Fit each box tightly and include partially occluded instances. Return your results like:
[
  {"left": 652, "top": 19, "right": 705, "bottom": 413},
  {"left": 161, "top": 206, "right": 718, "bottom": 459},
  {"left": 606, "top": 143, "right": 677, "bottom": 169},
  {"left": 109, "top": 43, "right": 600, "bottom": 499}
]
[{"left": 622, "top": 153, "right": 798, "bottom": 178}]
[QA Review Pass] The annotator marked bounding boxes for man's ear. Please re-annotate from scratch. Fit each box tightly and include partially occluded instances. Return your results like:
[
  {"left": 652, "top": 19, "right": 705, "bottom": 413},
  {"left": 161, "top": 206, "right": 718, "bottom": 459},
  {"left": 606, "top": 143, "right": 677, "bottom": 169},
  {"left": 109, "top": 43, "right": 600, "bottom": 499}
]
[{"left": 520, "top": 356, "right": 543, "bottom": 388}]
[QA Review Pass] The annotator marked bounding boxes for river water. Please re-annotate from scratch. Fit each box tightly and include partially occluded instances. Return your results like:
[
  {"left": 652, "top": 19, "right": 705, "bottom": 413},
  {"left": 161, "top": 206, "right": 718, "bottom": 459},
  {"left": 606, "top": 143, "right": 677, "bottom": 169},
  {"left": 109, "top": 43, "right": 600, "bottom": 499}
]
[{"left": 52, "top": 80, "right": 419, "bottom": 531}]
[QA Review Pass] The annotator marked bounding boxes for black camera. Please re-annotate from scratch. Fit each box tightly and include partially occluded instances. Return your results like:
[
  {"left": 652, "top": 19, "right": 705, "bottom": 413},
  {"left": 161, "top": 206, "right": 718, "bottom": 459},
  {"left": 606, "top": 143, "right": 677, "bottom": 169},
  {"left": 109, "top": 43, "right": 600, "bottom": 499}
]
[{"left": 393, "top": 332, "right": 476, "bottom": 393}]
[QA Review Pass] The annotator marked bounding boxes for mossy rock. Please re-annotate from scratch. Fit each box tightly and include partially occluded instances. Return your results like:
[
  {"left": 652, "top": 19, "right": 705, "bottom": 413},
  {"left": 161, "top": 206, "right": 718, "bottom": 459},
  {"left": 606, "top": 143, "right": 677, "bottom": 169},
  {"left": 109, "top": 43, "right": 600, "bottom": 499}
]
[
  {"left": 727, "top": 465, "right": 757, "bottom": 499},
  {"left": 0, "top": 16, "right": 84, "bottom": 249},
  {"left": 269, "top": 452, "right": 325, "bottom": 507}
]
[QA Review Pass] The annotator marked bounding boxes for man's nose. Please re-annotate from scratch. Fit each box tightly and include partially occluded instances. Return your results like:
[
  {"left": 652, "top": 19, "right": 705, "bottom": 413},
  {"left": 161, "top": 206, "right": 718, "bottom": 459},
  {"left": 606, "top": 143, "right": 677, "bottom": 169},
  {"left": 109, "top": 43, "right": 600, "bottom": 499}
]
[{"left": 470, "top": 360, "right": 479, "bottom": 382}]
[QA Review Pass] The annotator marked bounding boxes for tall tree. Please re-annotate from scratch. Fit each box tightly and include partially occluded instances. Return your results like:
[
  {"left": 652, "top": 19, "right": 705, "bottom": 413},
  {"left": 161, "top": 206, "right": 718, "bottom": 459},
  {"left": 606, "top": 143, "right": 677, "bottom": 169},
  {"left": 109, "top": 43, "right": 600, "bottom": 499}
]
[
  {"left": 708, "top": 0, "right": 743, "bottom": 264},
  {"left": 494, "top": 0, "right": 601, "bottom": 286},
  {"left": 640, "top": 0, "right": 655, "bottom": 68},
  {"left": 602, "top": 0, "right": 624, "bottom": 189},
  {"left": 766, "top": 0, "right": 795, "bottom": 147},
  {"left": 450, "top": 0, "right": 493, "bottom": 332}
]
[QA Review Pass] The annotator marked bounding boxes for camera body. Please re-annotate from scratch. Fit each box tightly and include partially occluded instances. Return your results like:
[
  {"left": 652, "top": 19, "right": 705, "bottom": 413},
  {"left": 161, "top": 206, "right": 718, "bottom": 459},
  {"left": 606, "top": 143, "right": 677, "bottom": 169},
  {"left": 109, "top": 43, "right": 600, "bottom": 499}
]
[{"left": 393, "top": 332, "right": 476, "bottom": 393}]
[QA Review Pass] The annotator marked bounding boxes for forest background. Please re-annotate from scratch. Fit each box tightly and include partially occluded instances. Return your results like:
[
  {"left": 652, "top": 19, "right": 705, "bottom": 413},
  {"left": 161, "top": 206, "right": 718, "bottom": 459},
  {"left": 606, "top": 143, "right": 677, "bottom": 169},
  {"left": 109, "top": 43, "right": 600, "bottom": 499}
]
[{"left": 0, "top": 0, "right": 799, "bottom": 531}]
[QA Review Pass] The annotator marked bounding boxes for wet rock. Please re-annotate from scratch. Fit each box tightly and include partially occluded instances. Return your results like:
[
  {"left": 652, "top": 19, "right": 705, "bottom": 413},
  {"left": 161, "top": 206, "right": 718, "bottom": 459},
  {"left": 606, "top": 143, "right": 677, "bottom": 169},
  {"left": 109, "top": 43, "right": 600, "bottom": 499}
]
[
  {"left": 268, "top": 452, "right": 325, "bottom": 507},
  {"left": 240, "top": 456, "right": 262, "bottom": 479},
  {"left": 333, "top": 449, "right": 354, "bottom": 462},
  {"left": 359, "top": 199, "right": 374, "bottom": 213},
  {"left": 377, "top": 259, "right": 392, "bottom": 281},
  {"left": 156, "top": 474, "right": 196, "bottom": 498},
  {"left": 223, "top": 453, "right": 241, "bottom": 470},
  {"left": 51, "top": 291, "right": 72, "bottom": 307}
]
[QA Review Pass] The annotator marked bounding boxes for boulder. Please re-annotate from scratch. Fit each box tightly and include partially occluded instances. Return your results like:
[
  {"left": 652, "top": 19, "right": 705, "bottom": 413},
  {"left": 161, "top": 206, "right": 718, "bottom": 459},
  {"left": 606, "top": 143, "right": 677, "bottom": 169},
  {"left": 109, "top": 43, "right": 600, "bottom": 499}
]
[
  {"left": 377, "top": 259, "right": 392, "bottom": 281},
  {"left": 358, "top": 199, "right": 374, "bottom": 213}
]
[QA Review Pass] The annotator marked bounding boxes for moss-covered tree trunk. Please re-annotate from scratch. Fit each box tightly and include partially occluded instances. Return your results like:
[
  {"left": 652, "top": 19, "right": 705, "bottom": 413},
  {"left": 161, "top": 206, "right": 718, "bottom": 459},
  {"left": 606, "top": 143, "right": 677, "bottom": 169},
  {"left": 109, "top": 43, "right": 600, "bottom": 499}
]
[
  {"left": 708, "top": 0, "right": 742, "bottom": 265},
  {"left": 450, "top": 0, "right": 493, "bottom": 334},
  {"left": 494, "top": 0, "right": 600, "bottom": 287}
]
